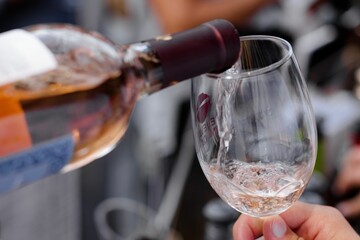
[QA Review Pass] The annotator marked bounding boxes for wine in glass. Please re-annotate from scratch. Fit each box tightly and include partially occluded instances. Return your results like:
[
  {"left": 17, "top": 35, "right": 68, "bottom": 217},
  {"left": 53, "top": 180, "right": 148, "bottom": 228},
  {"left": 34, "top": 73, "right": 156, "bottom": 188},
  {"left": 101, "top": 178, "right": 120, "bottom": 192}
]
[{"left": 191, "top": 35, "right": 317, "bottom": 217}]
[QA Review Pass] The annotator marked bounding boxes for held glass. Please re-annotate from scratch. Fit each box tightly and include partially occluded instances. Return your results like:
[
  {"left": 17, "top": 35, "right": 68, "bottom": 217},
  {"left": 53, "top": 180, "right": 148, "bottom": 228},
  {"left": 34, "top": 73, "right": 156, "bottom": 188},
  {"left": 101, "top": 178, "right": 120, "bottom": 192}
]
[{"left": 191, "top": 36, "right": 317, "bottom": 217}]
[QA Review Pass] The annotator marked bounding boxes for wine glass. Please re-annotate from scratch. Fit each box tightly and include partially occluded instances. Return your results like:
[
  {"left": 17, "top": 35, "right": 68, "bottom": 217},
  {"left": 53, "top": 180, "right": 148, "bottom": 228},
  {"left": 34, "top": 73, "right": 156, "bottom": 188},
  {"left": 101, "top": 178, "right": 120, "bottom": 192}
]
[{"left": 190, "top": 35, "right": 317, "bottom": 217}]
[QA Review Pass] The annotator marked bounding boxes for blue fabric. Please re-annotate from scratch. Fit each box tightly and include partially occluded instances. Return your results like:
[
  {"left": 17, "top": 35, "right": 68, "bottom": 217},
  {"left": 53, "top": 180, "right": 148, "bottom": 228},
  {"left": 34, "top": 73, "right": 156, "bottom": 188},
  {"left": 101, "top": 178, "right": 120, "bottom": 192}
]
[{"left": 0, "top": 135, "right": 74, "bottom": 193}]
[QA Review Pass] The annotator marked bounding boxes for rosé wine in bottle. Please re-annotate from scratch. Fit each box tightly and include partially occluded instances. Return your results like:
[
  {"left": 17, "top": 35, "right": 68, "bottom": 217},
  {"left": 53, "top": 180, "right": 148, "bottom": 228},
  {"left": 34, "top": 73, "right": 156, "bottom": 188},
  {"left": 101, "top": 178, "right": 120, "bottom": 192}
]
[{"left": 0, "top": 19, "right": 240, "bottom": 193}]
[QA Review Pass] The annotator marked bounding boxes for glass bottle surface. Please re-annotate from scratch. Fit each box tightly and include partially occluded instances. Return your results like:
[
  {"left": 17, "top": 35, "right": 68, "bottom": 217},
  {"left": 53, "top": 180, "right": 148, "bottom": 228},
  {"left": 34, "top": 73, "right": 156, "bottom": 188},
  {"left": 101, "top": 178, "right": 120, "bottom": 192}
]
[{"left": 0, "top": 20, "right": 240, "bottom": 193}]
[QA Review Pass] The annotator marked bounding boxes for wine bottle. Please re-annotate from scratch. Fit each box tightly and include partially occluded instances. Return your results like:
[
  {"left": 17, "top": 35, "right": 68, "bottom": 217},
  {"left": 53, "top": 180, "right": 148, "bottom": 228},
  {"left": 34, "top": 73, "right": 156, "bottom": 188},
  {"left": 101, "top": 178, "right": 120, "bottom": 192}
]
[{"left": 0, "top": 19, "right": 240, "bottom": 193}]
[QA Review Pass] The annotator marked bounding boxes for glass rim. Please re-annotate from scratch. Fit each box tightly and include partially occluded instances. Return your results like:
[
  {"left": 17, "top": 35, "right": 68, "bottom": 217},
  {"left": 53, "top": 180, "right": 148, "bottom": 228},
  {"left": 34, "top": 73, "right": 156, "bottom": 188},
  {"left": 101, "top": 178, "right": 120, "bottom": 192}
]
[{"left": 209, "top": 35, "right": 293, "bottom": 78}]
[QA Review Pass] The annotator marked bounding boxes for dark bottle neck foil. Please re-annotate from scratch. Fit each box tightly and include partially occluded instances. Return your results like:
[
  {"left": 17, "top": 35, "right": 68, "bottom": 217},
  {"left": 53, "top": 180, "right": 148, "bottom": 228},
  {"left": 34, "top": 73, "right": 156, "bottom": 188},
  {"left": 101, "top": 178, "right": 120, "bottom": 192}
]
[{"left": 148, "top": 19, "right": 240, "bottom": 86}]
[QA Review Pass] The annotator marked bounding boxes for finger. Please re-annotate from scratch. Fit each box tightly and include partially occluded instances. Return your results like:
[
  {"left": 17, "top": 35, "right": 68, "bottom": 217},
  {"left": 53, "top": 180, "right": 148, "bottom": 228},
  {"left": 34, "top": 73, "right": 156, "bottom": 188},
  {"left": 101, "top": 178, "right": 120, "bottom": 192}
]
[
  {"left": 334, "top": 164, "right": 360, "bottom": 194},
  {"left": 262, "top": 215, "right": 304, "bottom": 240},
  {"left": 336, "top": 193, "right": 360, "bottom": 218},
  {"left": 334, "top": 170, "right": 360, "bottom": 194},
  {"left": 277, "top": 202, "right": 309, "bottom": 228},
  {"left": 233, "top": 214, "right": 263, "bottom": 240},
  {"left": 279, "top": 202, "right": 326, "bottom": 239},
  {"left": 334, "top": 149, "right": 360, "bottom": 194},
  {"left": 348, "top": 147, "right": 360, "bottom": 165},
  {"left": 281, "top": 201, "right": 358, "bottom": 239}
]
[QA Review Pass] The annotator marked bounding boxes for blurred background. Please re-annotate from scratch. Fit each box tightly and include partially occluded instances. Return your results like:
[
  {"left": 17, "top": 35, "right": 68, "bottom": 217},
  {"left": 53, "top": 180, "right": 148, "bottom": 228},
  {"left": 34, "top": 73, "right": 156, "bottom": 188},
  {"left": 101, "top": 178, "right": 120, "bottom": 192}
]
[{"left": 0, "top": 0, "right": 359, "bottom": 239}]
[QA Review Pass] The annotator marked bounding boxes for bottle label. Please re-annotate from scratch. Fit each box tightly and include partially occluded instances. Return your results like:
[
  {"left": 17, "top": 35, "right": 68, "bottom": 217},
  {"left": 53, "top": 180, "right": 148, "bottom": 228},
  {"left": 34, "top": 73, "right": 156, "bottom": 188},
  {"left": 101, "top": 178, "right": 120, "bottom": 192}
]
[
  {"left": 0, "top": 135, "right": 74, "bottom": 193},
  {"left": 0, "top": 29, "right": 58, "bottom": 86}
]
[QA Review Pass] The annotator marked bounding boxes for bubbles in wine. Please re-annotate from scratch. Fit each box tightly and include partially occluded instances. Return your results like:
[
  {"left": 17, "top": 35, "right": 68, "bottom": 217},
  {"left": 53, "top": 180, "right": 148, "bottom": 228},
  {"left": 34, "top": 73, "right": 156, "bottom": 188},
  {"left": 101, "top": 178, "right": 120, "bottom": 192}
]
[
  {"left": 201, "top": 160, "right": 305, "bottom": 217},
  {"left": 211, "top": 57, "right": 311, "bottom": 217}
]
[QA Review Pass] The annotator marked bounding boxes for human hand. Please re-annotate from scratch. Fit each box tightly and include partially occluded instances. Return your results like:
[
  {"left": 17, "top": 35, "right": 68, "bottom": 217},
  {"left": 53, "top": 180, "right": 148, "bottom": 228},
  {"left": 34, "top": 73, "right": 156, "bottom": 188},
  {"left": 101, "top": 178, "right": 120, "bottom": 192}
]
[
  {"left": 333, "top": 146, "right": 360, "bottom": 218},
  {"left": 233, "top": 201, "right": 360, "bottom": 240}
]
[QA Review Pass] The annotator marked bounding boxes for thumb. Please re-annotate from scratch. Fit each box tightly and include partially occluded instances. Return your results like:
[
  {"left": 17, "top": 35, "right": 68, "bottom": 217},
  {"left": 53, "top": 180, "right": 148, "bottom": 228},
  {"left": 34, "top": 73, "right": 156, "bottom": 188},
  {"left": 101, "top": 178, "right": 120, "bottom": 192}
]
[{"left": 263, "top": 215, "right": 303, "bottom": 240}]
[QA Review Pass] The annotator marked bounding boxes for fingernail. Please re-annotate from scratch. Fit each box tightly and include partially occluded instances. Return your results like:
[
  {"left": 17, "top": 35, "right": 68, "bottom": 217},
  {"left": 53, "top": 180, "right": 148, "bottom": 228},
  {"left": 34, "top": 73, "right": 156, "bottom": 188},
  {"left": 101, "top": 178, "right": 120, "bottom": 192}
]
[{"left": 271, "top": 217, "right": 287, "bottom": 238}]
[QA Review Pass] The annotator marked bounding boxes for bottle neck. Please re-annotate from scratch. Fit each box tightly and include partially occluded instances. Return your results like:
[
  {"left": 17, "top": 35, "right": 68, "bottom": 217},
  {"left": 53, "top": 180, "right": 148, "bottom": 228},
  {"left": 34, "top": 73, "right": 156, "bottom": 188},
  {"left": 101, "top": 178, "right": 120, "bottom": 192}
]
[
  {"left": 117, "top": 19, "right": 241, "bottom": 95},
  {"left": 117, "top": 42, "right": 165, "bottom": 95},
  {"left": 146, "top": 20, "right": 240, "bottom": 83}
]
